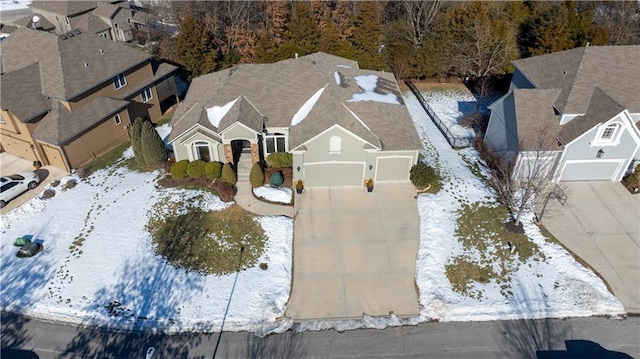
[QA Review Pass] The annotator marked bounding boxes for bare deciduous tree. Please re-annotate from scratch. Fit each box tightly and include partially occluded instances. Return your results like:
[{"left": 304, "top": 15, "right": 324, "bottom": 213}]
[
  {"left": 491, "top": 128, "right": 561, "bottom": 226},
  {"left": 401, "top": 0, "right": 448, "bottom": 47}
]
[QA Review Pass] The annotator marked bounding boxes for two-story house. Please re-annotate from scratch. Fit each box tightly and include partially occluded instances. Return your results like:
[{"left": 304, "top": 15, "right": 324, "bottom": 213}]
[
  {"left": 484, "top": 45, "right": 640, "bottom": 182},
  {"left": 0, "top": 27, "right": 178, "bottom": 172},
  {"left": 13, "top": 0, "right": 136, "bottom": 42}
]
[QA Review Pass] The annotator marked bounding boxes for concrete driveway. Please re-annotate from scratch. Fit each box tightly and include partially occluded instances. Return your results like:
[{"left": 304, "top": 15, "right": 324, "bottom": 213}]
[
  {"left": 0, "top": 153, "right": 69, "bottom": 215},
  {"left": 286, "top": 183, "right": 420, "bottom": 320},
  {"left": 540, "top": 182, "right": 640, "bottom": 314}
]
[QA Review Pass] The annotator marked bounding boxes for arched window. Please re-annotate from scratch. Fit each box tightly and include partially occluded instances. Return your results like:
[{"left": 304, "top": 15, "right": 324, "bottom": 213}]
[
  {"left": 329, "top": 136, "right": 341, "bottom": 154},
  {"left": 194, "top": 141, "right": 211, "bottom": 162}
]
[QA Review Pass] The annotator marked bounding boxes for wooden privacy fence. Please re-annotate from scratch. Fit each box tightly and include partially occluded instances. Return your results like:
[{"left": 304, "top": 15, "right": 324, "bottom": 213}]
[{"left": 404, "top": 79, "right": 473, "bottom": 149}]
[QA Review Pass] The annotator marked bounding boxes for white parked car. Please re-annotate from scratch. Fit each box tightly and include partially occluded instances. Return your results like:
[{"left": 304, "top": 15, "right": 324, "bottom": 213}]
[{"left": 0, "top": 172, "right": 41, "bottom": 208}]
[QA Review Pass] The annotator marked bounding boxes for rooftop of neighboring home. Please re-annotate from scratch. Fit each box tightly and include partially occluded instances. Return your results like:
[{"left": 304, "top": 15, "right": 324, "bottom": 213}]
[
  {"left": 512, "top": 45, "right": 640, "bottom": 115},
  {"left": 170, "top": 52, "right": 422, "bottom": 151},
  {"left": 0, "top": 27, "right": 151, "bottom": 102}
]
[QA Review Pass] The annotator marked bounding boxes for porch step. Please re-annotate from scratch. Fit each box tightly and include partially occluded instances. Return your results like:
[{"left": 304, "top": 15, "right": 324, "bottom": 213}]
[{"left": 238, "top": 173, "right": 250, "bottom": 182}]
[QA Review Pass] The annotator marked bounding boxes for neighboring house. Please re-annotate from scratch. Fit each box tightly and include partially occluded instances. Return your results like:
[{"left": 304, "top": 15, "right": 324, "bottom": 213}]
[
  {"left": 0, "top": 23, "right": 18, "bottom": 40},
  {"left": 14, "top": 0, "right": 136, "bottom": 42},
  {"left": 169, "top": 52, "right": 423, "bottom": 187},
  {"left": 0, "top": 28, "right": 178, "bottom": 172},
  {"left": 484, "top": 45, "right": 640, "bottom": 182}
]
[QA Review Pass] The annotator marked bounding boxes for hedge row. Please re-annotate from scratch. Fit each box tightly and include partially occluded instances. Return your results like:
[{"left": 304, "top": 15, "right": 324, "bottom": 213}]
[{"left": 170, "top": 160, "right": 223, "bottom": 180}]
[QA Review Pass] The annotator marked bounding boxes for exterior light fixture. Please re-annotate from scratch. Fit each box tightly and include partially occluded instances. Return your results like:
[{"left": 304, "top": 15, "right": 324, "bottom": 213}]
[
  {"left": 296, "top": 166, "right": 301, "bottom": 172},
  {"left": 597, "top": 149, "right": 604, "bottom": 158},
  {"left": 369, "top": 165, "right": 373, "bottom": 171}
]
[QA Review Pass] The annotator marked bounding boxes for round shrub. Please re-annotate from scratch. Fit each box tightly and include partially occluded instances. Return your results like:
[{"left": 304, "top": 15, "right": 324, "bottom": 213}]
[
  {"left": 266, "top": 152, "right": 292, "bottom": 168},
  {"left": 249, "top": 163, "right": 264, "bottom": 188},
  {"left": 170, "top": 160, "right": 189, "bottom": 179},
  {"left": 221, "top": 162, "right": 237, "bottom": 185},
  {"left": 204, "top": 161, "right": 223, "bottom": 180},
  {"left": 410, "top": 162, "right": 439, "bottom": 190},
  {"left": 270, "top": 170, "right": 284, "bottom": 187},
  {"left": 187, "top": 160, "right": 206, "bottom": 178}
]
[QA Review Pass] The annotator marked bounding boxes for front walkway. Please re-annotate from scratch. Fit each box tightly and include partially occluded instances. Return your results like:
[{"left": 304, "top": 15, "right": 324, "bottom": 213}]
[
  {"left": 541, "top": 182, "right": 640, "bottom": 314},
  {"left": 287, "top": 183, "right": 420, "bottom": 320},
  {"left": 234, "top": 180, "right": 295, "bottom": 217}
]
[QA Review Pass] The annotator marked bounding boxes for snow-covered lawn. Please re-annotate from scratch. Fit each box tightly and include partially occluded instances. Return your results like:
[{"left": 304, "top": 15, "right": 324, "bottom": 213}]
[
  {"left": 407, "top": 92, "right": 624, "bottom": 321},
  {"left": 253, "top": 186, "right": 293, "bottom": 205},
  {"left": 0, "top": 92, "right": 624, "bottom": 336},
  {"left": 0, "top": 0, "right": 30, "bottom": 12},
  {"left": 0, "top": 126, "right": 293, "bottom": 334}
]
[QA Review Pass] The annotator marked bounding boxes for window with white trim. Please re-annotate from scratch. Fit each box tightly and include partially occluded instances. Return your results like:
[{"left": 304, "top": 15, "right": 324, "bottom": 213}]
[
  {"left": 113, "top": 73, "right": 127, "bottom": 89},
  {"left": 194, "top": 141, "right": 211, "bottom": 162},
  {"left": 114, "top": 113, "right": 122, "bottom": 125},
  {"left": 65, "top": 17, "right": 69, "bottom": 25},
  {"left": 141, "top": 87, "right": 153, "bottom": 103},
  {"left": 593, "top": 122, "right": 622, "bottom": 146},
  {"left": 0, "top": 113, "right": 4, "bottom": 124},
  {"left": 329, "top": 136, "right": 341, "bottom": 154},
  {"left": 265, "top": 133, "right": 286, "bottom": 153}
]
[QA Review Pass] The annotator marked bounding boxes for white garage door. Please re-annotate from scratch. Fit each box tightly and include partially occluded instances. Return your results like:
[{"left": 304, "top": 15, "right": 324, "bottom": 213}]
[
  {"left": 376, "top": 157, "right": 412, "bottom": 182},
  {"left": 560, "top": 160, "right": 624, "bottom": 181},
  {"left": 304, "top": 162, "right": 365, "bottom": 187}
]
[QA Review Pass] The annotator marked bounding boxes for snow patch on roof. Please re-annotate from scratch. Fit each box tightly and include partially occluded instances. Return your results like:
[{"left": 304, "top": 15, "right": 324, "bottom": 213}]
[
  {"left": 334, "top": 71, "right": 340, "bottom": 85},
  {"left": 206, "top": 98, "right": 238, "bottom": 128},
  {"left": 343, "top": 104, "right": 371, "bottom": 131},
  {"left": 347, "top": 75, "right": 400, "bottom": 105},
  {"left": 336, "top": 65, "right": 351, "bottom": 68},
  {"left": 291, "top": 84, "right": 327, "bottom": 126}
]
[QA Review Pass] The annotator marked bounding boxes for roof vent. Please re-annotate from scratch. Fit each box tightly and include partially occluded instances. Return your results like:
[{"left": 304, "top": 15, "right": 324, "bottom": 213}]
[
  {"left": 295, "top": 53, "right": 298, "bottom": 59},
  {"left": 84, "top": 62, "right": 89, "bottom": 68},
  {"left": 60, "top": 34, "right": 68, "bottom": 40},
  {"left": 73, "top": 29, "right": 81, "bottom": 35},
  {"left": 563, "top": 70, "right": 567, "bottom": 75},
  {"left": 100, "top": 49, "right": 104, "bottom": 54},
  {"left": 66, "top": 32, "right": 74, "bottom": 38}
]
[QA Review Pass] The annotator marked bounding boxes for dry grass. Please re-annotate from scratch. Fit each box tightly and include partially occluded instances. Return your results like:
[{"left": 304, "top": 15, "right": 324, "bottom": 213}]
[
  {"left": 147, "top": 203, "right": 267, "bottom": 275},
  {"left": 445, "top": 203, "right": 545, "bottom": 298}
]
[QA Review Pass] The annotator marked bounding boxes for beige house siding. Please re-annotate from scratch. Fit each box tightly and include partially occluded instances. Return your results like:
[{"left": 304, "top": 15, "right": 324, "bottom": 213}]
[
  {"left": 62, "top": 108, "right": 131, "bottom": 169},
  {"left": 302, "top": 126, "right": 368, "bottom": 163},
  {"left": 221, "top": 122, "right": 258, "bottom": 142},
  {"left": 40, "top": 142, "right": 67, "bottom": 169},
  {"left": 0, "top": 112, "right": 43, "bottom": 161}
]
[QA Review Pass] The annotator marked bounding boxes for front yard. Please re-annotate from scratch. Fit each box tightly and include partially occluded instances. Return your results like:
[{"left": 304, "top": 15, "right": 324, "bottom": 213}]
[{"left": 0, "top": 90, "right": 624, "bottom": 335}]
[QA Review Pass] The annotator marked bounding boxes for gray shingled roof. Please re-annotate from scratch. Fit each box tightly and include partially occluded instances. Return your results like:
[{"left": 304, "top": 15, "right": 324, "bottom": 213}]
[
  {"left": 31, "top": 1, "right": 97, "bottom": 16},
  {"left": 13, "top": 13, "right": 56, "bottom": 31},
  {"left": 0, "top": 27, "right": 151, "bottom": 100},
  {"left": 92, "top": 3, "right": 121, "bottom": 19},
  {"left": 169, "top": 52, "right": 422, "bottom": 151},
  {"left": 512, "top": 45, "right": 640, "bottom": 114},
  {"left": 33, "top": 96, "right": 129, "bottom": 145},
  {"left": 513, "top": 88, "right": 562, "bottom": 151},
  {"left": 75, "top": 13, "right": 111, "bottom": 33},
  {"left": 0, "top": 63, "right": 50, "bottom": 122},
  {"left": 557, "top": 87, "right": 626, "bottom": 145}
]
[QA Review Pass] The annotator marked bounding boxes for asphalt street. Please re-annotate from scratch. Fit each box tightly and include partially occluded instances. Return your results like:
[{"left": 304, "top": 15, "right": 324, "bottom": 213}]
[
  {"left": 2, "top": 311, "right": 639, "bottom": 358},
  {"left": 0, "top": 7, "right": 32, "bottom": 25}
]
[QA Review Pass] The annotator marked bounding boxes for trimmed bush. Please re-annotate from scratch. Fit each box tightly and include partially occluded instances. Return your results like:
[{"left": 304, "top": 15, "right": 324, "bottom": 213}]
[
  {"left": 410, "top": 162, "right": 439, "bottom": 190},
  {"left": 204, "top": 161, "right": 223, "bottom": 180},
  {"left": 221, "top": 162, "right": 237, "bottom": 186},
  {"left": 270, "top": 170, "right": 284, "bottom": 187},
  {"left": 140, "top": 121, "right": 168, "bottom": 166},
  {"left": 170, "top": 160, "right": 189, "bottom": 179},
  {"left": 266, "top": 152, "right": 292, "bottom": 167},
  {"left": 187, "top": 160, "right": 206, "bottom": 178},
  {"left": 249, "top": 163, "right": 264, "bottom": 188}
]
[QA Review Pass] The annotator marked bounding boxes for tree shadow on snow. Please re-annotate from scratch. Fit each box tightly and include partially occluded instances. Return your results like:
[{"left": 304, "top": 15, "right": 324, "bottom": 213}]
[{"left": 56, "top": 259, "right": 210, "bottom": 358}]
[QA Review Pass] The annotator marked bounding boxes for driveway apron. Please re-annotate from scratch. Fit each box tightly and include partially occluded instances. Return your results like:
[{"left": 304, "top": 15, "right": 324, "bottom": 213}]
[
  {"left": 541, "top": 182, "right": 640, "bottom": 314},
  {"left": 287, "top": 183, "right": 420, "bottom": 320}
]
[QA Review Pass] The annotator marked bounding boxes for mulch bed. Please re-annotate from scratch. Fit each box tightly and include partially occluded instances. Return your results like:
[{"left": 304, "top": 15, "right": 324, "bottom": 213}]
[
  {"left": 504, "top": 220, "right": 525, "bottom": 234},
  {"left": 264, "top": 167, "right": 293, "bottom": 188}
]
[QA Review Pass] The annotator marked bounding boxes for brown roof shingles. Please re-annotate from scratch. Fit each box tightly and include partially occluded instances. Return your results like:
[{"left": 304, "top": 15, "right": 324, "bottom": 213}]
[
  {"left": 31, "top": 1, "right": 97, "bottom": 16},
  {"left": 512, "top": 89, "right": 562, "bottom": 151},
  {"left": 33, "top": 96, "right": 128, "bottom": 145},
  {"left": 558, "top": 87, "right": 626, "bottom": 144},
  {"left": 512, "top": 46, "right": 640, "bottom": 114},
  {"left": 0, "top": 63, "right": 50, "bottom": 122},
  {"left": 0, "top": 27, "right": 150, "bottom": 101},
  {"left": 170, "top": 52, "right": 421, "bottom": 152}
]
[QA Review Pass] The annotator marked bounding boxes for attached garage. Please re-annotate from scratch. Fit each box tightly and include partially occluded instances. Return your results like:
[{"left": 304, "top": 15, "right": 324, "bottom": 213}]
[
  {"left": 1, "top": 136, "right": 35, "bottom": 161},
  {"left": 41, "top": 143, "right": 67, "bottom": 169},
  {"left": 375, "top": 157, "right": 413, "bottom": 182},
  {"left": 559, "top": 160, "right": 625, "bottom": 181},
  {"left": 304, "top": 162, "right": 365, "bottom": 187}
]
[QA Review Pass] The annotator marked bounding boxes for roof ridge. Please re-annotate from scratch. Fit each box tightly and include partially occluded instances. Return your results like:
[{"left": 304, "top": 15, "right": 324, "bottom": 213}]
[{"left": 564, "top": 46, "right": 589, "bottom": 113}]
